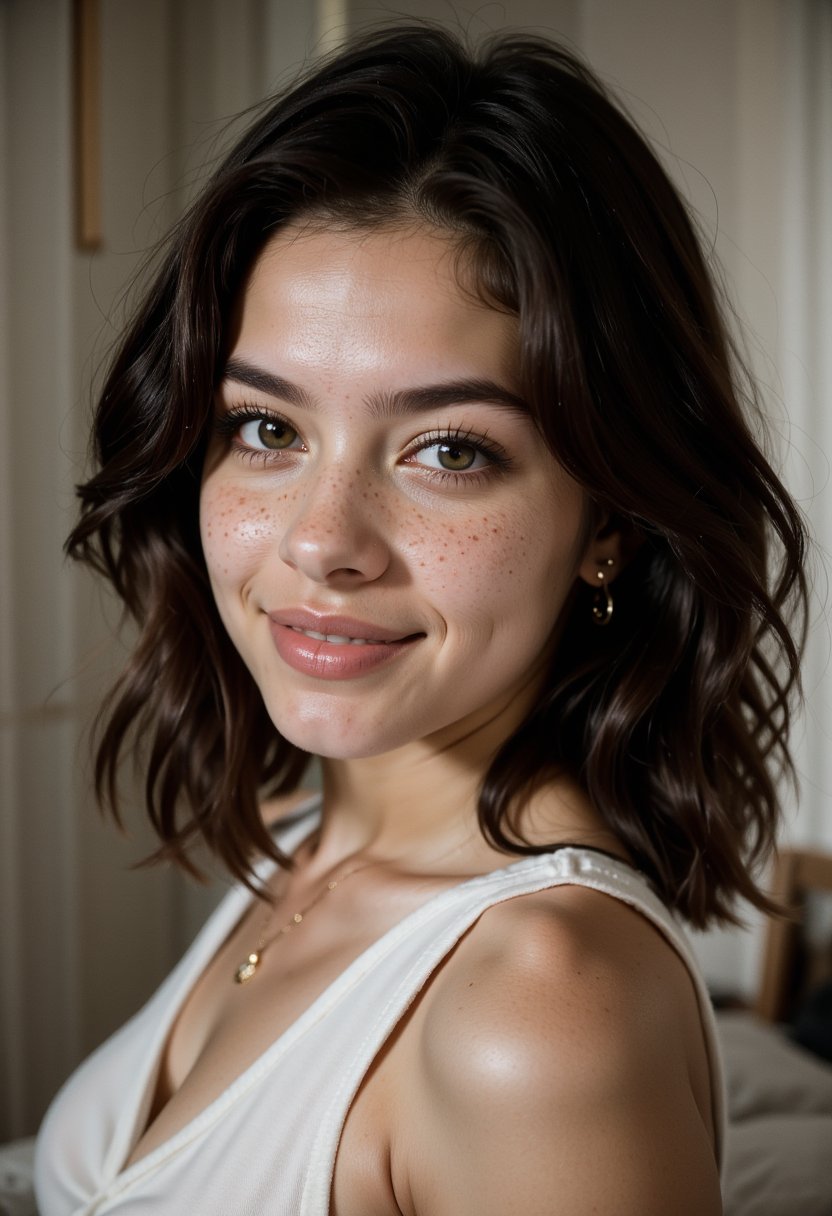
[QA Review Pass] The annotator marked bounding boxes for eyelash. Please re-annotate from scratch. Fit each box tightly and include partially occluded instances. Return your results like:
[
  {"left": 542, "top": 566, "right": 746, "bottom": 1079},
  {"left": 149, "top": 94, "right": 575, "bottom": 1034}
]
[
  {"left": 403, "top": 427, "right": 512, "bottom": 482},
  {"left": 213, "top": 404, "right": 302, "bottom": 464},
  {"left": 214, "top": 404, "right": 513, "bottom": 481}
]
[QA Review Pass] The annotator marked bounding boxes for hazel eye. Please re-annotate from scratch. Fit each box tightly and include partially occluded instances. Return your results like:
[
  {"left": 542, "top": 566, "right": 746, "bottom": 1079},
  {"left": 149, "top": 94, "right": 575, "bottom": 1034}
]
[
  {"left": 239, "top": 417, "right": 299, "bottom": 451},
  {"left": 414, "top": 441, "right": 486, "bottom": 472}
]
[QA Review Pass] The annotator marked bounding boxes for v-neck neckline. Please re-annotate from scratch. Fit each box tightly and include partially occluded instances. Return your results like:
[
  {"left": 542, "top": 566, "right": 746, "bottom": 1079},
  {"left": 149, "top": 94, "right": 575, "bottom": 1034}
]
[{"left": 109, "top": 802, "right": 643, "bottom": 1195}]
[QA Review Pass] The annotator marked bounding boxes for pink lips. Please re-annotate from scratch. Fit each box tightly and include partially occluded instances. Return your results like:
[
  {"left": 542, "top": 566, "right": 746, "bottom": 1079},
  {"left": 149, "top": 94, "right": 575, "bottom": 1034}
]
[{"left": 267, "top": 609, "right": 422, "bottom": 681}]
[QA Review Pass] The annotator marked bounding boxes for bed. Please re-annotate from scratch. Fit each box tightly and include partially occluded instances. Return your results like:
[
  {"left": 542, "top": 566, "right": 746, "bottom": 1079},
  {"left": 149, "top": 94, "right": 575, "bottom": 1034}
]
[
  {"left": 719, "top": 848, "right": 832, "bottom": 1215},
  {"left": 2, "top": 849, "right": 831, "bottom": 1215}
]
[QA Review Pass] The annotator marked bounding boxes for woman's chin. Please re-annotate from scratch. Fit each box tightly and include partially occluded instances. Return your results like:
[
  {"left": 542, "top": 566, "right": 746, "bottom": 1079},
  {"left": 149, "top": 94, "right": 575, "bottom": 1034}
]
[{"left": 267, "top": 706, "right": 414, "bottom": 763}]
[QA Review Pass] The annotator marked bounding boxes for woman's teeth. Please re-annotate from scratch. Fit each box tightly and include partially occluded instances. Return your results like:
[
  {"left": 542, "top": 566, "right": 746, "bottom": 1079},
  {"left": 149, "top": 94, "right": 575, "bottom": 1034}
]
[{"left": 292, "top": 627, "right": 387, "bottom": 646}]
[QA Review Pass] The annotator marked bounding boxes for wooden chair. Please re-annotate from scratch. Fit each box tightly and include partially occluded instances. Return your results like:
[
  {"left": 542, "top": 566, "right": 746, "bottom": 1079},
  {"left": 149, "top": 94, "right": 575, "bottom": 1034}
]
[{"left": 755, "top": 848, "right": 832, "bottom": 1023}]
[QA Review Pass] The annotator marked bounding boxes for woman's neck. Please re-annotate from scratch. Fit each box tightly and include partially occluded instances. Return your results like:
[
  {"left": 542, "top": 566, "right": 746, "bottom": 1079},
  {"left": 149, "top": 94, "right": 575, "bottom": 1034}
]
[
  {"left": 294, "top": 677, "right": 628, "bottom": 881},
  {"left": 318, "top": 752, "right": 482, "bottom": 867},
  {"left": 306, "top": 690, "right": 527, "bottom": 876}
]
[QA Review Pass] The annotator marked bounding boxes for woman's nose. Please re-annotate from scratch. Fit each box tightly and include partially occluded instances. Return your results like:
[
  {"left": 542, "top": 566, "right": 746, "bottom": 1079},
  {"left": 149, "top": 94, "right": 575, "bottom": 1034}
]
[{"left": 277, "top": 466, "right": 392, "bottom": 585}]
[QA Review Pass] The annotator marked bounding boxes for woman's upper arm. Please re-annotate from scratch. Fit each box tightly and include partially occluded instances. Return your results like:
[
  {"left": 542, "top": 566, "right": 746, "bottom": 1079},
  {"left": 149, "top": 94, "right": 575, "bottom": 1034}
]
[{"left": 398, "top": 894, "right": 722, "bottom": 1216}]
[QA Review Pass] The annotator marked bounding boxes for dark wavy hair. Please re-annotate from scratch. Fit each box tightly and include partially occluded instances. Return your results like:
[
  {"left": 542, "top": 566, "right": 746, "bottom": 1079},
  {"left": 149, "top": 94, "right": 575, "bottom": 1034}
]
[{"left": 67, "top": 24, "right": 807, "bottom": 927}]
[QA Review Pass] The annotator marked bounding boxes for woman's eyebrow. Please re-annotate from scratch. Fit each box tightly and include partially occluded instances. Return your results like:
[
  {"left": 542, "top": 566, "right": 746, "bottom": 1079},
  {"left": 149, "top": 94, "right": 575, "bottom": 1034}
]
[
  {"left": 367, "top": 381, "right": 529, "bottom": 419},
  {"left": 222, "top": 357, "right": 529, "bottom": 417},
  {"left": 223, "top": 358, "right": 314, "bottom": 409}
]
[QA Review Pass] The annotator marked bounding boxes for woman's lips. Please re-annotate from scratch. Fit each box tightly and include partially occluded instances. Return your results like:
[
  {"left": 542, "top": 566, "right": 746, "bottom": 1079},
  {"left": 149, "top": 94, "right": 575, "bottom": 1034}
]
[{"left": 267, "top": 612, "right": 423, "bottom": 680}]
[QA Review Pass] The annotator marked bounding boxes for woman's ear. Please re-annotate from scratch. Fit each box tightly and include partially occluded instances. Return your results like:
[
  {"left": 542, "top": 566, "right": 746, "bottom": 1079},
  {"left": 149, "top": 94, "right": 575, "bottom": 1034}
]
[
  {"left": 576, "top": 514, "right": 642, "bottom": 589},
  {"left": 576, "top": 515, "right": 642, "bottom": 628}
]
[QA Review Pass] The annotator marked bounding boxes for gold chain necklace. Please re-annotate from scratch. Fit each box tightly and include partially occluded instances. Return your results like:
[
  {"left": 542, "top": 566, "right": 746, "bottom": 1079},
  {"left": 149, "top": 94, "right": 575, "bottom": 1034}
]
[{"left": 234, "top": 854, "right": 384, "bottom": 984}]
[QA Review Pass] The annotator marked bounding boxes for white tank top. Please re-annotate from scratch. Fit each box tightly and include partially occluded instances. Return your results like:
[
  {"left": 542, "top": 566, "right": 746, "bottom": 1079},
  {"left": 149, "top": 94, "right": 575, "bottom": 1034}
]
[{"left": 35, "top": 803, "right": 725, "bottom": 1215}]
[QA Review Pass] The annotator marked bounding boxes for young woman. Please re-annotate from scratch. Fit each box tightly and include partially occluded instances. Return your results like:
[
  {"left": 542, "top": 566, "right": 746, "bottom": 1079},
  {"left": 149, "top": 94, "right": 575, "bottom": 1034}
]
[{"left": 35, "top": 24, "right": 806, "bottom": 1216}]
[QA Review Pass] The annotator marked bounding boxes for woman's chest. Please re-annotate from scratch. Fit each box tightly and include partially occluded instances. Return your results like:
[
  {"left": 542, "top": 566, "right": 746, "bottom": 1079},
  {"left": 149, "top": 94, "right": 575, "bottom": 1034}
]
[
  {"left": 124, "top": 889, "right": 434, "bottom": 1213},
  {"left": 129, "top": 910, "right": 369, "bottom": 1153}
]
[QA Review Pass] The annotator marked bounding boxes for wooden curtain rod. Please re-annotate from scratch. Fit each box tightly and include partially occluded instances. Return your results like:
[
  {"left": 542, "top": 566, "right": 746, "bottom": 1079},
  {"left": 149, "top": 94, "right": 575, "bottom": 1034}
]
[{"left": 73, "top": 0, "right": 101, "bottom": 250}]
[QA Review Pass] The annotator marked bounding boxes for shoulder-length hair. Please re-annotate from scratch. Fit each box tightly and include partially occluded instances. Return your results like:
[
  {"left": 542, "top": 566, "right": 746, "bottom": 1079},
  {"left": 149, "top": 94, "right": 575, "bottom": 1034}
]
[{"left": 68, "top": 24, "right": 807, "bottom": 927}]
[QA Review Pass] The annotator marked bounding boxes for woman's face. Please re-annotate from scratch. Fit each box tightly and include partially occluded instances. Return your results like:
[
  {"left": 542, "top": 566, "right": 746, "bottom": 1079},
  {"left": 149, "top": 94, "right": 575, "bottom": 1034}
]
[{"left": 201, "top": 223, "right": 594, "bottom": 760}]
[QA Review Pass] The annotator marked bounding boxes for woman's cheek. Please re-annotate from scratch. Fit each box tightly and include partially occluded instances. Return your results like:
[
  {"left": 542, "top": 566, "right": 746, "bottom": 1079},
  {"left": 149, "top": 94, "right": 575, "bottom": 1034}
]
[
  {"left": 404, "top": 509, "right": 533, "bottom": 601},
  {"left": 200, "top": 478, "right": 288, "bottom": 580}
]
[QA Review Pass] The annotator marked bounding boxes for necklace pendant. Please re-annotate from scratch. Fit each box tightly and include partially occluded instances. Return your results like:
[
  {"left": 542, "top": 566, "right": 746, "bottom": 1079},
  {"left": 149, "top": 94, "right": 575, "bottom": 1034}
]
[{"left": 235, "top": 951, "right": 261, "bottom": 984}]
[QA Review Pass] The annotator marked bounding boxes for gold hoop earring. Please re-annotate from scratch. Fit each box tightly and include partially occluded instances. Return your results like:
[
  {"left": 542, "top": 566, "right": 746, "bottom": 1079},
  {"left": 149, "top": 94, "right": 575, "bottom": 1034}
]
[{"left": 591, "top": 559, "right": 615, "bottom": 626}]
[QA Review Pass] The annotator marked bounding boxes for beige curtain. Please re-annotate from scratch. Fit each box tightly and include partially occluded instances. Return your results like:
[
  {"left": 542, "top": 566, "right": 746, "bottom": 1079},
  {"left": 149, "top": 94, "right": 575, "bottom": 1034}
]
[
  {"left": 0, "top": 0, "right": 326, "bottom": 1143},
  {"left": 780, "top": 1, "right": 832, "bottom": 850}
]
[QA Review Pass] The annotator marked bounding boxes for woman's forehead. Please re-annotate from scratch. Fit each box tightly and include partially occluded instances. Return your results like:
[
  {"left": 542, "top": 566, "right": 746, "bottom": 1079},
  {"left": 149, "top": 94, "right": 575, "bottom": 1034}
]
[{"left": 226, "top": 223, "right": 522, "bottom": 392}]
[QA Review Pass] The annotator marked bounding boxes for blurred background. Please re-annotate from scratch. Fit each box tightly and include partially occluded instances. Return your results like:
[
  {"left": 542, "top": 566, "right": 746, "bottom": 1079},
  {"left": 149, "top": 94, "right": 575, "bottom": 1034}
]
[{"left": 1, "top": 0, "right": 830, "bottom": 1140}]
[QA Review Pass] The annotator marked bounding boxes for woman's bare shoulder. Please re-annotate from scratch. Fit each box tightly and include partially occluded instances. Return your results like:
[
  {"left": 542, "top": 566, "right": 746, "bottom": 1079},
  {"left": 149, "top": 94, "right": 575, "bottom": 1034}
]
[
  {"left": 418, "top": 882, "right": 702, "bottom": 1103},
  {"left": 392, "top": 883, "right": 721, "bottom": 1216}
]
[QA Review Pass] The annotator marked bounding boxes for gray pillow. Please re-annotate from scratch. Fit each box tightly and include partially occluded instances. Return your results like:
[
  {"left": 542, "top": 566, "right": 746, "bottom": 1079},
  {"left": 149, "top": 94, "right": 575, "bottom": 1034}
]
[
  {"left": 0, "top": 1137, "right": 36, "bottom": 1216},
  {"left": 716, "top": 1012, "right": 832, "bottom": 1121},
  {"left": 722, "top": 1114, "right": 832, "bottom": 1216}
]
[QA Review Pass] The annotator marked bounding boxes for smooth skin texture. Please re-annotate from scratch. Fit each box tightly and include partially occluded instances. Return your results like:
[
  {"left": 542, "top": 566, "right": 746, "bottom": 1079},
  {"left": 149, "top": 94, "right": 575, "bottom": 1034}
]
[
  {"left": 385, "top": 886, "right": 721, "bottom": 1216},
  {"left": 176, "top": 222, "right": 723, "bottom": 1213}
]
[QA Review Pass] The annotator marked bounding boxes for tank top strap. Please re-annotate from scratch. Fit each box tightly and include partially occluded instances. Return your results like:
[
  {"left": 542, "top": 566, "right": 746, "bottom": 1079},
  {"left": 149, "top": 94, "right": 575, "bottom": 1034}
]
[{"left": 298, "top": 846, "right": 726, "bottom": 1214}]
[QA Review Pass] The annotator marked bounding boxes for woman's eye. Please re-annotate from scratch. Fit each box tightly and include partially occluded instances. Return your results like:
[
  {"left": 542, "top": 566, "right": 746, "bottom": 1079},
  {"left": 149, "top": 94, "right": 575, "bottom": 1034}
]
[
  {"left": 238, "top": 417, "right": 300, "bottom": 451},
  {"left": 412, "top": 441, "right": 488, "bottom": 472}
]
